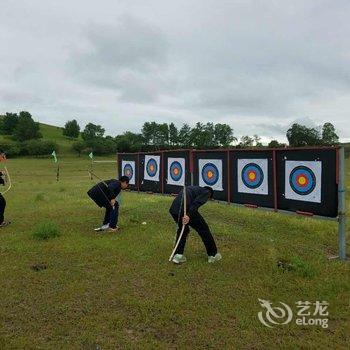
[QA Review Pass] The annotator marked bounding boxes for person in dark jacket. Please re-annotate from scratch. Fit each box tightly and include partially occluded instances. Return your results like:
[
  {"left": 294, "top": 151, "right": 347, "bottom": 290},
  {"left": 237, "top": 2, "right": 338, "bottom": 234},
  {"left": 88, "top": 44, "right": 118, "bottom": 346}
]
[
  {"left": 87, "top": 175, "right": 129, "bottom": 232},
  {"left": 169, "top": 186, "right": 222, "bottom": 264}
]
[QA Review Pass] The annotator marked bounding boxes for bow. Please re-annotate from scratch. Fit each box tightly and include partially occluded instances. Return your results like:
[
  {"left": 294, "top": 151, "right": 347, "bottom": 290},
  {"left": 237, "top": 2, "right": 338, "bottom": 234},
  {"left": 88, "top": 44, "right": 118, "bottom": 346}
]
[{"left": 1, "top": 166, "right": 12, "bottom": 195}]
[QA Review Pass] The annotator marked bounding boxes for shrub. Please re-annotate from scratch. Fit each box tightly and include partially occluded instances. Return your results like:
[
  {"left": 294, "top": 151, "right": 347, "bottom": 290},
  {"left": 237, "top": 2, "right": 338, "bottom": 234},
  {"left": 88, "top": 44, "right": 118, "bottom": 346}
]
[
  {"left": 0, "top": 141, "right": 21, "bottom": 157},
  {"left": 32, "top": 221, "right": 60, "bottom": 240},
  {"left": 25, "top": 140, "right": 58, "bottom": 156}
]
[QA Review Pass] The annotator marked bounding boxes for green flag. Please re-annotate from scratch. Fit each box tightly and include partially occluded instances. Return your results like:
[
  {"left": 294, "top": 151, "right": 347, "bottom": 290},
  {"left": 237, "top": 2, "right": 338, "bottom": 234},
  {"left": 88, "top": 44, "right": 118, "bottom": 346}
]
[
  {"left": 51, "top": 150, "right": 58, "bottom": 163},
  {"left": 89, "top": 152, "right": 93, "bottom": 159}
]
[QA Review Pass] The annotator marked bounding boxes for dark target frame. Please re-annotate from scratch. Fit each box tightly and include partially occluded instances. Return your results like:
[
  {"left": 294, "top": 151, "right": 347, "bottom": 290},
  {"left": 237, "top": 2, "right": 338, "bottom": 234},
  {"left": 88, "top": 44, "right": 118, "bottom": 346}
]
[
  {"left": 275, "top": 148, "right": 338, "bottom": 217},
  {"left": 163, "top": 150, "right": 192, "bottom": 195},
  {"left": 138, "top": 152, "right": 163, "bottom": 193},
  {"left": 229, "top": 150, "right": 275, "bottom": 208},
  {"left": 192, "top": 150, "right": 229, "bottom": 202},
  {"left": 118, "top": 146, "right": 345, "bottom": 260},
  {"left": 118, "top": 153, "right": 139, "bottom": 191}
]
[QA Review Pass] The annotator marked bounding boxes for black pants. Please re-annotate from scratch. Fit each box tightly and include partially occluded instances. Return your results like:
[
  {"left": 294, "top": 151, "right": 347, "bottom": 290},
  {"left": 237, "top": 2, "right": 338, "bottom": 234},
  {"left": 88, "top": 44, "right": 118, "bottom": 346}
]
[
  {"left": 102, "top": 203, "right": 119, "bottom": 229},
  {"left": 170, "top": 211, "right": 217, "bottom": 256},
  {"left": 0, "top": 194, "right": 6, "bottom": 224}
]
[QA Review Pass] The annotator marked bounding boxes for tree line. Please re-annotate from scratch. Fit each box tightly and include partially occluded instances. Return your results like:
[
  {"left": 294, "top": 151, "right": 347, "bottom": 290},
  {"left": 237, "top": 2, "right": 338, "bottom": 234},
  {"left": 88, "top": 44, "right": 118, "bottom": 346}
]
[{"left": 0, "top": 110, "right": 341, "bottom": 157}]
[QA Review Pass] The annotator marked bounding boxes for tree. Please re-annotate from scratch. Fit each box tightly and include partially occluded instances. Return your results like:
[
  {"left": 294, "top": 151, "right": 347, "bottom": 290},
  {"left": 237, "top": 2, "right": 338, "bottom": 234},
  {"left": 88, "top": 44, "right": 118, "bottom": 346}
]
[
  {"left": 286, "top": 123, "right": 322, "bottom": 147},
  {"left": 25, "top": 140, "right": 58, "bottom": 156},
  {"left": 141, "top": 122, "right": 156, "bottom": 145},
  {"left": 88, "top": 137, "right": 116, "bottom": 155},
  {"left": 268, "top": 140, "right": 285, "bottom": 148},
  {"left": 214, "top": 123, "right": 236, "bottom": 147},
  {"left": 13, "top": 111, "right": 42, "bottom": 141},
  {"left": 169, "top": 123, "right": 178, "bottom": 147},
  {"left": 82, "top": 123, "right": 105, "bottom": 141},
  {"left": 63, "top": 119, "right": 80, "bottom": 138},
  {"left": 238, "top": 135, "right": 254, "bottom": 148},
  {"left": 321, "top": 122, "right": 339, "bottom": 145},
  {"left": 0, "top": 113, "right": 18, "bottom": 135},
  {"left": 72, "top": 140, "right": 86, "bottom": 156},
  {"left": 191, "top": 122, "right": 216, "bottom": 149},
  {"left": 178, "top": 124, "right": 192, "bottom": 148},
  {"left": 115, "top": 132, "right": 144, "bottom": 152},
  {"left": 253, "top": 134, "right": 263, "bottom": 147}
]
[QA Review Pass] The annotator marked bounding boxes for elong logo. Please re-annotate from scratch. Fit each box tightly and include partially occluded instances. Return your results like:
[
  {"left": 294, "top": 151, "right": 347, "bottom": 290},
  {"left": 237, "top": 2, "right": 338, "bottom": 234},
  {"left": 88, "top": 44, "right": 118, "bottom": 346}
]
[{"left": 258, "top": 299, "right": 329, "bottom": 329}]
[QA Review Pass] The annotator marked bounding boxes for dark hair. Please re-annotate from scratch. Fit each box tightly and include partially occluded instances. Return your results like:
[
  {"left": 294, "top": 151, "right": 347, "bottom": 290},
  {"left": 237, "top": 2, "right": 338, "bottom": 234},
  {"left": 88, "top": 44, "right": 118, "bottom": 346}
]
[
  {"left": 119, "top": 175, "right": 130, "bottom": 184},
  {"left": 204, "top": 186, "right": 214, "bottom": 199}
]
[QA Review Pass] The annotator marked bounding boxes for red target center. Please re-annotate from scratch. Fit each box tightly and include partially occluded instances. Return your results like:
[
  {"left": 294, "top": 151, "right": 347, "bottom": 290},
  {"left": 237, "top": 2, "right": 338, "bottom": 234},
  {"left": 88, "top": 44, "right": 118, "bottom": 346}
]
[
  {"left": 173, "top": 168, "right": 179, "bottom": 175},
  {"left": 296, "top": 174, "right": 308, "bottom": 187},
  {"left": 248, "top": 171, "right": 256, "bottom": 181}
]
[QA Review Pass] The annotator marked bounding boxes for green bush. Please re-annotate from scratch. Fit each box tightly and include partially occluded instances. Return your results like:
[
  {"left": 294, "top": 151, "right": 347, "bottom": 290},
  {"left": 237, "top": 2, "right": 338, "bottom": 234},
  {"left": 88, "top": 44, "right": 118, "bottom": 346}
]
[
  {"left": 32, "top": 221, "right": 60, "bottom": 240},
  {"left": 24, "top": 140, "right": 58, "bottom": 156},
  {"left": 0, "top": 140, "right": 21, "bottom": 157}
]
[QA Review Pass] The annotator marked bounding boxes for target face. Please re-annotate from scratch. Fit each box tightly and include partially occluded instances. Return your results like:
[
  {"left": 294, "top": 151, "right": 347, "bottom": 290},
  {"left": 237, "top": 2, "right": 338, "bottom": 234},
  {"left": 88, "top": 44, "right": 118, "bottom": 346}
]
[
  {"left": 123, "top": 164, "right": 133, "bottom": 179},
  {"left": 285, "top": 160, "right": 321, "bottom": 203},
  {"left": 289, "top": 166, "right": 316, "bottom": 195},
  {"left": 198, "top": 159, "right": 223, "bottom": 191},
  {"left": 144, "top": 155, "right": 160, "bottom": 182},
  {"left": 242, "top": 163, "right": 264, "bottom": 189},
  {"left": 167, "top": 157, "right": 185, "bottom": 186},
  {"left": 202, "top": 163, "right": 219, "bottom": 186},
  {"left": 237, "top": 158, "right": 268, "bottom": 194},
  {"left": 170, "top": 161, "right": 182, "bottom": 181},
  {"left": 146, "top": 158, "right": 158, "bottom": 177},
  {"left": 121, "top": 160, "right": 135, "bottom": 185}
]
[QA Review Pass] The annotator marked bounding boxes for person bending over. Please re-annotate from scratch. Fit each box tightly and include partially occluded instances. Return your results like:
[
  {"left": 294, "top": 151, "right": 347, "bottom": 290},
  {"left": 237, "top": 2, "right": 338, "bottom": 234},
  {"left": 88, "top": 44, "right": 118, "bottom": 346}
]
[
  {"left": 87, "top": 175, "right": 129, "bottom": 232},
  {"left": 169, "top": 185, "right": 221, "bottom": 264}
]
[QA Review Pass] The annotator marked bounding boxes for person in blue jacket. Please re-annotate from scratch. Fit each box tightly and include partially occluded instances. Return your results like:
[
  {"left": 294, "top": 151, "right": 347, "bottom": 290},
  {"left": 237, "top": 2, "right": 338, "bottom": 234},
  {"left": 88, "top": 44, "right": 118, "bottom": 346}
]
[
  {"left": 169, "top": 186, "right": 222, "bottom": 264},
  {"left": 87, "top": 175, "right": 129, "bottom": 232}
]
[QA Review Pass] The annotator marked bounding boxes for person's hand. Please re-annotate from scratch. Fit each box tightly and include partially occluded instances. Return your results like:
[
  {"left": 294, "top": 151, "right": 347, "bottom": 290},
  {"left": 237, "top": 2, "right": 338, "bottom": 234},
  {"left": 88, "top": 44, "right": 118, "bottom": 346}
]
[
  {"left": 110, "top": 198, "right": 116, "bottom": 207},
  {"left": 182, "top": 215, "right": 190, "bottom": 225}
]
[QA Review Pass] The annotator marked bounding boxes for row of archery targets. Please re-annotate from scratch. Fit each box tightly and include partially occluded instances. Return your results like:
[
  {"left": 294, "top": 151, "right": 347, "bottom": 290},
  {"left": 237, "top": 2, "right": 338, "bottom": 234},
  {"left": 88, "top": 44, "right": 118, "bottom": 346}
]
[{"left": 118, "top": 147, "right": 342, "bottom": 219}]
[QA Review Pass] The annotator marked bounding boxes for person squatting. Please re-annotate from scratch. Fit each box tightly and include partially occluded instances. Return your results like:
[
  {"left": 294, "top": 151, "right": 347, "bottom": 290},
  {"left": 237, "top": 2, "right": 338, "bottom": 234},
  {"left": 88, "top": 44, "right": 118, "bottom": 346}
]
[{"left": 87, "top": 175, "right": 130, "bottom": 232}]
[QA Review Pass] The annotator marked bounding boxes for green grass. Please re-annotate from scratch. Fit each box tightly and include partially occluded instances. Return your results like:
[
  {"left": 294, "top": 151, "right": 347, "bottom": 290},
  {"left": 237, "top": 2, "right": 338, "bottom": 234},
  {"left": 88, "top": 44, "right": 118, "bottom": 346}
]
[{"left": 0, "top": 157, "right": 349, "bottom": 349}]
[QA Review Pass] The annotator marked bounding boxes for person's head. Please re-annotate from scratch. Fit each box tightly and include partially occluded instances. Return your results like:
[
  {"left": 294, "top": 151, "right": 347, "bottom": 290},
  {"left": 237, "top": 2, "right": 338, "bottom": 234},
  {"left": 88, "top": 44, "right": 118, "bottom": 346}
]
[
  {"left": 119, "top": 175, "right": 130, "bottom": 189},
  {"left": 204, "top": 186, "right": 214, "bottom": 199}
]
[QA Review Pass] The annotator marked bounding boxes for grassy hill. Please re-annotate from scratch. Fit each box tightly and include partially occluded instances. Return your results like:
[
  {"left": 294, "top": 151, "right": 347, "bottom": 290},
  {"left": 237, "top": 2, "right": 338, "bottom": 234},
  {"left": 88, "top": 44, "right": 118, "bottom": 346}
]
[
  {"left": 0, "top": 122, "right": 82, "bottom": 156},
  {"left": 38, "top": 123, "right": 82, "bottom": 155}
]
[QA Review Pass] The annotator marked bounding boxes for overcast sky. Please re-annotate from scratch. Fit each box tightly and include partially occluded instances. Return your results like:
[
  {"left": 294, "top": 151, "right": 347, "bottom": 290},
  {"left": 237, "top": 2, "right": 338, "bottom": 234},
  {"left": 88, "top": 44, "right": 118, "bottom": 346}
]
[{"left": 1, "top": 0, "right": 349, "bottom": 143}]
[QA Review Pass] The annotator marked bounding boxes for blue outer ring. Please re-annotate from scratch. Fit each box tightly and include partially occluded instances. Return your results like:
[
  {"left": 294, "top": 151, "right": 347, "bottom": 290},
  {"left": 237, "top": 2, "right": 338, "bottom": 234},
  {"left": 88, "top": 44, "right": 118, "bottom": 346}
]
[
  {"left": 146, "top": 158, "right": 158, "bottom": 177},
  {"left": 241, "top": 163, "right": 264, "bottom": 189},
  {"left": 289, "top": 165, "right": 316, "bottom": 195},
  {"left": 123, "top": 164, "right": 134, "bottom": 180},
  {"left": 201, "top": 163, "right": 219, "bottom": 186},
  {"left": 170, "top": 161, "right": 183, "bottom": 181}
]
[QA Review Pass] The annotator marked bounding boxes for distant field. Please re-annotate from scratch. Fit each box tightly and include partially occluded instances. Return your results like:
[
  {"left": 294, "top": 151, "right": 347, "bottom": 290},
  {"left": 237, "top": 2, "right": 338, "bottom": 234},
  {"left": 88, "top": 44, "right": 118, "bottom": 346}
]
[{"left": 0, "top": 157, "right": 349, "bottom": 349}]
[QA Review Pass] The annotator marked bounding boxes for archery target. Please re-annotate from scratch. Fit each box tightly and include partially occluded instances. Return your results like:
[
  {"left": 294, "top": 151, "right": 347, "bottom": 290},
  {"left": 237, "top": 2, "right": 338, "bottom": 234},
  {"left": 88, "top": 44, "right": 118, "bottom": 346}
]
[
  {"left": 237, "top": 158, "right": 268, "bottom": 195},
  {"left": 198, "top": 159, "right": 223, "bottom": 191},
  {"left": 144, "top": 155, "right": 160, "bottom": 182},
  {"left": 121, "top": 160, "right": 135, "bottom": 185},
  {"left": 167, "top": 157, "right": 185, "bottom": 186},
  {"left": 285, "top": 160, "right": 321, "bottom": 203}
]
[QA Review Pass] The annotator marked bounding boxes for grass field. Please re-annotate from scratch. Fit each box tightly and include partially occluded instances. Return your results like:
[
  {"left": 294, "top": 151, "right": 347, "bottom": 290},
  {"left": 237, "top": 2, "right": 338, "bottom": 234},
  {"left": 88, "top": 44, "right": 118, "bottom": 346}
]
[{"left": 0, "top": 157, "right": 349, "bottom": 349}]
